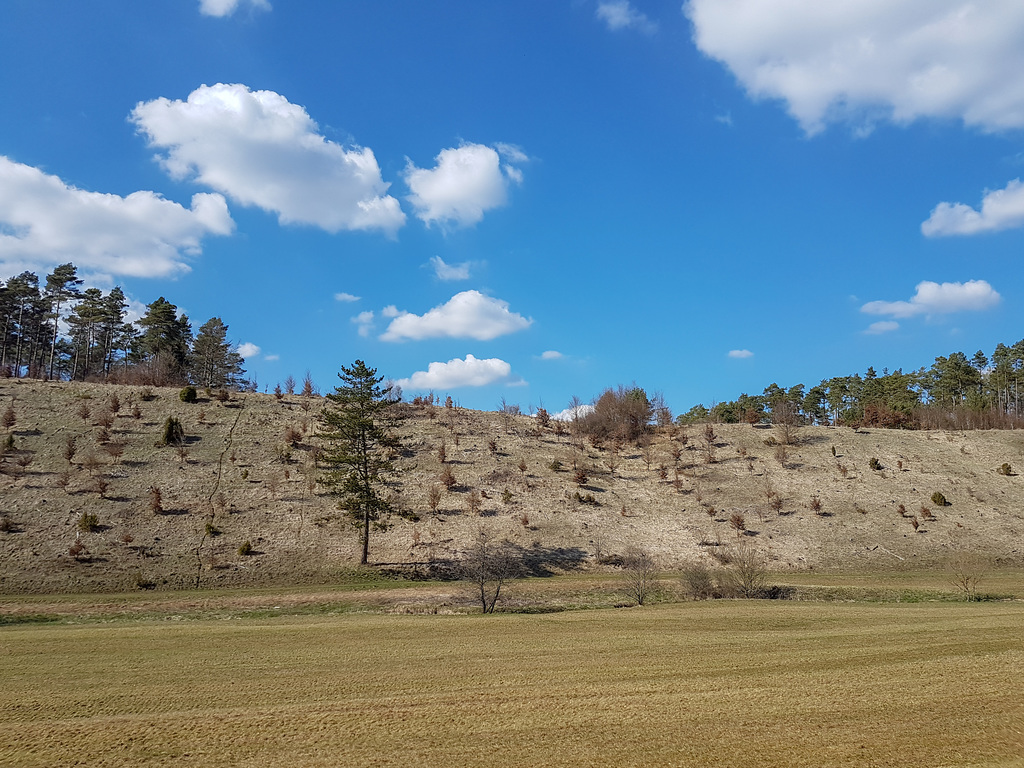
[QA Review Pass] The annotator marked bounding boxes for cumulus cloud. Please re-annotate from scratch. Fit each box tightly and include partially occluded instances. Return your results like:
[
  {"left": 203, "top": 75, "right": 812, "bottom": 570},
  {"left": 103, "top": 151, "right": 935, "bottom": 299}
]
[
  {"left": 0, "top": 156, "right": 233, "bottom": 278},
  {"left": 550, "top": 404, "right": 596, "bottom": 422},
  {"left": 236, "top": 342, "right": 261, "bottom": 359},
  {"left": 429, "top": 255, "right": 471, "bottom": 281},
  {"left": 131, "top": 83, "right": 405, "bottom": 234},
  {"left": 396, "top": 354, "right": 516, "bottom": 390},
  {"left": 404, "top": 143, "right": 524, "bottom": 228},
  {"left": 865, "top": 321, "right": 900, "bottom": 334},
  {"left": 728, "top": 349, "right": 754, "bottom": 359},
  {"left": 334, "top": 292, "right": 360, "bottom": 302},
  {"left": 540, "top": 350, "right": 564, "bottom": 360},
  {"left": 861, "top": 280, "right": 1001, "bottom": 318},
  {"left": 922, "top": 178, "right": 1024, "bottom": 236},
  {"left": 380, "top": 290, "right": 532, "bottom": 342},
  {"left": 351, "top": 311, "right": 375, "bottom": 338},
  {"left": 597, "top": 1, "right": 657, "bottom": 34},
  {"left": 686, "top": 1, "right": 1024, "bottom": 134},
  {"left": 199, "top": 0, "right": 270, "bottom": 17}
]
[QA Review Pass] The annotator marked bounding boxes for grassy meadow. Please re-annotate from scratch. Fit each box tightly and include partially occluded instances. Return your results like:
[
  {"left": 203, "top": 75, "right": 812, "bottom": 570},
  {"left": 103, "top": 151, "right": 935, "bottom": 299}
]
[{"left": 3, "top": 595, "right": 1023, "bottom": 767}]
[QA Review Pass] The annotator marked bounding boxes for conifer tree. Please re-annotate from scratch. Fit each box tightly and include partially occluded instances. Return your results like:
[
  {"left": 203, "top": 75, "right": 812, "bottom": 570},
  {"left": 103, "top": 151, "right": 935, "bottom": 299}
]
[
  {"left": 319, "top": 360, "right": 402, "bottom": 565},
  {"left": 191, "top": 317, "right": 244, "bottom": 388}
]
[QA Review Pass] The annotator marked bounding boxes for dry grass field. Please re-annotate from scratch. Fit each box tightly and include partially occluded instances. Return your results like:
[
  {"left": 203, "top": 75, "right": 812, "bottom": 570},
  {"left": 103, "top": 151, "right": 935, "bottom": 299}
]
[
  {"left": 2, "top": 598, "right": 1022, "bottom": 767},
  {"left": 2, "top": 378, "right": 1023, "bottom": 594}
]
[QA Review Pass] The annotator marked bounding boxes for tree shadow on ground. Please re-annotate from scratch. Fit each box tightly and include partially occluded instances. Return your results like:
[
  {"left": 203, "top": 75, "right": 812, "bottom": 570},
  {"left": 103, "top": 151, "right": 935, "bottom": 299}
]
[{"left": 509, "top": 542, "right": 589, "bottom": 576}]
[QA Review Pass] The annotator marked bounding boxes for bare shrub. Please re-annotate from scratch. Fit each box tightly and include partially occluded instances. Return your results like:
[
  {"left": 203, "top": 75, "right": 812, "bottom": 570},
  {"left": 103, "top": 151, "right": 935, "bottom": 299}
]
[
  {"left": 948, "top": 552, "right": 987, "bottom": 601},
  {"left": 69, "top": 540, "right": 89, "bottom": 561},
  {"left": 681, "top": 563, "right": 715, "bottom": 600},
  {"left": 440, "top": 465, "right": 457, "bottom": 491},
  {"left": 461, "top": 528, "right": 521, "bottom": 613},
  {"left": 466, "top": 489, "right": 482, "bottom": 515},
  {"left": 720, "top": 543, "right": 767, "bottom": 598},
  {"left": 427, "top": 484, "right": 442, "bottom": 513},
  {"left": 102, "top": 439, "right": 126, "bottom": 464},
  {"left": 301, "top": 371, "right": 315, "bottom": 398},
  {"left": 63, "top": 435, "right": 78, "bottom": 466},
  {"left": 773, "top": 443, "right": 790, "bottom": 468},
  {"left": 517, "top": 458, "right": 527, "bottom": 476},
  {"left": 809, "top": 495, "right": 822, "bottom": 514},
  {"left": 729, "top": 512, "right": 747, "bottom": 535},
  {"left": 573, "top": 468, "right": 588, "bottom": 487},
  {"left": 622, "top": 546, "right": 657, "bottom": 606},
  {"left": 769, "top": 496, "right": 783, "bottom": 514},
  {"left": 536, "top": 407, "right": 550, "bottom": 428},
  {"left": 266, "top": 474, "right": 280, "bottom": 500},
  {"left": 283, "top": 425, "right": 302, "bottom": 446},
  {"left": 2, "top": 403, "right": 15, "bottom": 429}
]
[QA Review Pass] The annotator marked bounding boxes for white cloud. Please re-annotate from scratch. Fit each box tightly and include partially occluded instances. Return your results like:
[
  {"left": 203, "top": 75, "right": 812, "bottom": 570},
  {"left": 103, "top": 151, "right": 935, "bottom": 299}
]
[
  {"left": 334, "top": 292, "right": 360, "bottom": 302},
  {"left": 236, "top": 342, "right": 261, "bottom": 358},
  {"left": 396, "top": 354, "right": 515, "bottom": 390},
  {"left": 380, "top": 290, "right": 532, "bottom": 342},
  {"left": 597, "top": 1, "right": 657, "bottom": 34},
  {"left": 429, "top": 255, "right": 471, "bottom": 281},
  {"left": 861, "top": 280, "right": 1001, "bottom": 318},
  {"left": 728, "top": 349, "right": 754, "bottom": 359},
  {"left": 540, "top": 350, "right": 563, "bottom": 360},
  {"left": 351, "top": 310, "right": 375, "bottom": 338},
  {"left": 922, "top": 178, "right": 1024, "bottom": 236},
  {"left": 199, "top": 0, "right": 270, "bottom": 17},
  {"left": 404, "top": 143, "right": 523, "bottom": 228},
  {"left": 686, "top": 1, "right": 1024, "bottom": 134},
  {"left": 264, "top": 354, "right": 280, "bottom": 362},
  {"left": 131, "top": 83, "right": 405, "bottom": 235},
  {"left": 0, "top": 156, "right": 233, "bottom": 278},
  {"left": 865, "top": 321, "right": 900, "bottom": 334},
  {"left": 550, "top": 404, "right": 595, "bottom": 422}
]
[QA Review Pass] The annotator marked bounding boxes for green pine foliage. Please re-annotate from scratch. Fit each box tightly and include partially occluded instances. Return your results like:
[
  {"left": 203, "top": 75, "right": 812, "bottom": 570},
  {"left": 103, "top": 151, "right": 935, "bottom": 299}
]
[{"left": 319, "top": 360, "right": 404, "bottom": 565}]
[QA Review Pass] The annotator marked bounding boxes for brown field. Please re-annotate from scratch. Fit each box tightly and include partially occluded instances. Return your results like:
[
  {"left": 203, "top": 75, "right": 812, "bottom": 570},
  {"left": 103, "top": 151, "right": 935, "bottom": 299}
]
[{"left": 2, "top": 595, "right": 1023, "bottom": 767}]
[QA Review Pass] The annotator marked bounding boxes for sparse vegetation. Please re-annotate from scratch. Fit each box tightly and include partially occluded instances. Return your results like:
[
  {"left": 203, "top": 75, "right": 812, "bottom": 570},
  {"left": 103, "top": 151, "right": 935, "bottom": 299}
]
[{"left": 931, "top": 491, "right": 947, "bottom": 507}]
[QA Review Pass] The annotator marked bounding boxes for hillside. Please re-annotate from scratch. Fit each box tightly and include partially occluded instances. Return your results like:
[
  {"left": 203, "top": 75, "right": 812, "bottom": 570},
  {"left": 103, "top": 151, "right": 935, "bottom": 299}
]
[{"left": 1, "top": 378, "right": 1022, "bottom": 594}]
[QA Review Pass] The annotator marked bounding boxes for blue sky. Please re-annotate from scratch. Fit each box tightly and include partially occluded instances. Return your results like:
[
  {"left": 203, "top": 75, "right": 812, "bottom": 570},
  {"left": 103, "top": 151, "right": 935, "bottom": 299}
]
[{"left": 1, "top": 1, "right": 1021, "bottom": 415}]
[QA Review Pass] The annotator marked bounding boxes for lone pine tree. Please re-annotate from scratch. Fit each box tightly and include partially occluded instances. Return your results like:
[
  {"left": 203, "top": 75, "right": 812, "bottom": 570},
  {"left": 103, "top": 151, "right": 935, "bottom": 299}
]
[{"left": 319, "top": 360, "right": 402, "bottom": 565}]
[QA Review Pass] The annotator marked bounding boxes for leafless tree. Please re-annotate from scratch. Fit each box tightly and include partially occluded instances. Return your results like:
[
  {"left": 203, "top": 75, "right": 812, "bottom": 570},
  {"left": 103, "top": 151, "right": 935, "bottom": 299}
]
[
  {"left": 622, "top": 546, "right": 657, "bottom": 606},
  {"left": 721, "top": 543, "right": 767, "bottom": 598},
  {"left": 949, "top": 552, "right": 987, "bottom": 601},
  {"left": 461, "top": 528, "right": 521, "bottom": 613}
]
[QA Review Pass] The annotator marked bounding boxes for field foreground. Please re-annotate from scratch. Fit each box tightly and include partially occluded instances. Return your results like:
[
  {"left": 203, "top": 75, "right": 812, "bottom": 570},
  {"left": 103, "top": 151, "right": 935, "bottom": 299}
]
[{"left": 2, "top": 599, "right": 1023, "bottom": 767}]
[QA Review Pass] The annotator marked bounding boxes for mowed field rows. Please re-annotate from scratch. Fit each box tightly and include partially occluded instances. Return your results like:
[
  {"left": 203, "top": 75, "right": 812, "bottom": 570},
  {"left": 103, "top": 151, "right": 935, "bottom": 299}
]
[{"left": 2, "top": 600, "right": 1023, "bottom": 767}]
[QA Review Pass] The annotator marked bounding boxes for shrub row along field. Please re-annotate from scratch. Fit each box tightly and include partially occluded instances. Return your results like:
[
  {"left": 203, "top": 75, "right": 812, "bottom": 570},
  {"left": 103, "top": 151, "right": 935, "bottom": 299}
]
[{"left": 1, "top": 600, "right": 1022, "bottom": 767}]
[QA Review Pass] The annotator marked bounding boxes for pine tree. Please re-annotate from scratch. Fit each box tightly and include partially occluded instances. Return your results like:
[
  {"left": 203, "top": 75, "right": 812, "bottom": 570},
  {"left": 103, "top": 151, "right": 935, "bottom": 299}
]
[
  {"left": 44, "top": 263, "right": 82, "bottom": 379},
  {"left": 191, "top": 317, "right": 245, "bottom": 388},
  {"left": 319, "top": 360, "right": 402, "bottom": 565},
  {"left": 137, "top": 297, "right": 192, "bottom": 383}
]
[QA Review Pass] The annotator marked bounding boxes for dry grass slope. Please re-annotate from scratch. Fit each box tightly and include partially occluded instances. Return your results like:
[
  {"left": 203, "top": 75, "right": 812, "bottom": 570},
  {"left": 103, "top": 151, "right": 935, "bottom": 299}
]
[{"left": 1, "top": 378, "right": 1023, "bottom": 593}]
